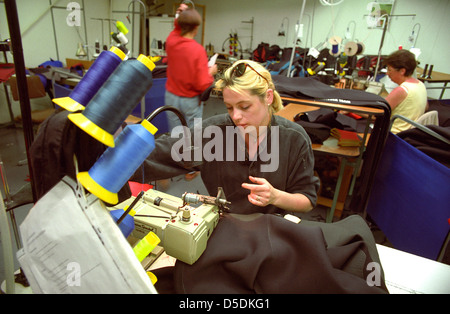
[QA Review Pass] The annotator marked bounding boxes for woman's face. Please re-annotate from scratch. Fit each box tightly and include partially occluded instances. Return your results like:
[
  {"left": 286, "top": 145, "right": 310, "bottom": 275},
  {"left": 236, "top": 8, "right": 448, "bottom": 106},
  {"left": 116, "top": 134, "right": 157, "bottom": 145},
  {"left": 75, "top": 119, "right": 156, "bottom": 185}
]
[
  {"left": 387, "top": 65, "right": 405, "bottom": 85},
  {"left": 223, "top": 87, "right": 273, "bottom": 129}
]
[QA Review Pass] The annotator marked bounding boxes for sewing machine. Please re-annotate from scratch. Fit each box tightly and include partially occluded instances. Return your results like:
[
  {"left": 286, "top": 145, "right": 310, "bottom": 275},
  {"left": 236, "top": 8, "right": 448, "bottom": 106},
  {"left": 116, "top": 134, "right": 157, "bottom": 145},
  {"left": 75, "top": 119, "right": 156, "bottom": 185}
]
[{"left": 118, "top": 188, "right": 230, "bottom": 265}]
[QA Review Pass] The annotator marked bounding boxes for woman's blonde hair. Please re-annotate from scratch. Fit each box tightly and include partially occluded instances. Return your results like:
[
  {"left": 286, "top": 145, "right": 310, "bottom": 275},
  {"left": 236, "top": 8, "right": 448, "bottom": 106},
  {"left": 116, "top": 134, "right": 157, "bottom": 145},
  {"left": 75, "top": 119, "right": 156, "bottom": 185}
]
[{"left": 215, "top": 60, "right": 283, "bottom": 114}]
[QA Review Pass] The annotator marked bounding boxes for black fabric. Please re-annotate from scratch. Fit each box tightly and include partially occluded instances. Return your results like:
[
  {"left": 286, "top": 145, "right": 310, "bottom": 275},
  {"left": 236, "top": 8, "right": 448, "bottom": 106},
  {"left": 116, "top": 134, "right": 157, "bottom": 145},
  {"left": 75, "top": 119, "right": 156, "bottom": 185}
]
[
  {"left": 29, "top": 109, "right": 131, "bottom": 204},
  {"left": 153, "top": 214, "right": 388, "bottom": 294},
  {"left": 293, "top": 119, "right": 331, "bottom": 144},
  {"left": 293, "top": 108, "right": 362, "bottom": 144},
  {"left": 273, "top": 75, "right": 389, "bottom": 106},
  {"left": 397, "top": 125, "right": 450, "bottom": 168},
  {"left": 252, "top": 42, "right": 269, "bottom": 62},
  {"left": 152, "top": 58, "right": 168, "bottom": 79},
  {"left": 427, "top": 99, "right": 450, "bottom": 127},
  {"left": 267, "top": 47, "right": 303, "bottom": 76}
]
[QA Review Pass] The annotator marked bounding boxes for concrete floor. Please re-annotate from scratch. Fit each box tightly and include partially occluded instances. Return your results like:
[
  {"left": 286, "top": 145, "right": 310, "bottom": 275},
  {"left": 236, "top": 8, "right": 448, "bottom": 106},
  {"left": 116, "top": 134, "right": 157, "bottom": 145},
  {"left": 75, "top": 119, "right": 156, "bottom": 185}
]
[{"left": 0, "top": 125, "right": 34, "bottom": 292}]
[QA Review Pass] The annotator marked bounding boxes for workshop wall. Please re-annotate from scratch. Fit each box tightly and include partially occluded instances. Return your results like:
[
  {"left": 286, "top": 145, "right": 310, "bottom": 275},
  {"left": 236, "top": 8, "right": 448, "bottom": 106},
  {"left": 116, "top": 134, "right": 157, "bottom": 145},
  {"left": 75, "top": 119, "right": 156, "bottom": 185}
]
[
  {"left": 1, "top": 0, "right": 449, "bottom": 99},
  {"left": 0, "top": 0, "right": 142, "bottom": 66},
  {"left": 199, "top": 0, "right": 449, "bottom": 69},
  {"left": 0, "top": 0, "right": 143, "bottom": 124},
  {"left": 198, "top": 0, "right": 449, "bottom": 98}
]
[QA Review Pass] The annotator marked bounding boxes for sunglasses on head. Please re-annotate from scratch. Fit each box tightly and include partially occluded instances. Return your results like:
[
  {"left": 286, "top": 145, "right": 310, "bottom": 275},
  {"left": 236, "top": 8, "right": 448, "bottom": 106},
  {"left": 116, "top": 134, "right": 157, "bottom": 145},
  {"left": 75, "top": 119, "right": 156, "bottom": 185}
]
[{"left": 231, "top": 62, "right": 268, "bottom": 84}]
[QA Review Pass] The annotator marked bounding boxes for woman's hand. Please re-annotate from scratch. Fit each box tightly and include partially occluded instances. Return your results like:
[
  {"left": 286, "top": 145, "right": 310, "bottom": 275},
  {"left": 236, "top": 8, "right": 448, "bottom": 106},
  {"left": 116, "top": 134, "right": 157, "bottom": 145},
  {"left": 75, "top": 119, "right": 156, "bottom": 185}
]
[
  {"left": 241, "top": 176, "right": 278, "bottom": 207},
  {"left": 242, "top": 176, "right": 313, "bottom": 212},
  {"left": 176, "top": 3, "right": 189, "bottom": 15}
]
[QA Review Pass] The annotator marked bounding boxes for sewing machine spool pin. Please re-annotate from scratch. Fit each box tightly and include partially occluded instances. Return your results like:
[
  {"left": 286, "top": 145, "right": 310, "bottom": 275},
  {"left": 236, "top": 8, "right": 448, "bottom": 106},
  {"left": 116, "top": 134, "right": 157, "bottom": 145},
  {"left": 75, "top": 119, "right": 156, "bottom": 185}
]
[{"left": 181, "top": 187, "right": 231, "bottom": 213}]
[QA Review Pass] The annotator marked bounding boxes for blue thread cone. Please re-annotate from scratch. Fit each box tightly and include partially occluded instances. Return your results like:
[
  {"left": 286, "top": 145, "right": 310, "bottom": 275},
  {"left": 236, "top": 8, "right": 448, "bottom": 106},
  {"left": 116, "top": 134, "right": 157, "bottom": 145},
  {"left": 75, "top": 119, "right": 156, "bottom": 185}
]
[
  {"left": 53, "top": 47, "right": 125, "bottom": 111},
  {"left": 77, "top": 120, "right": 157, "bottom": 204},
  {"left": 69, "top": 55, "right": 154, "bottom": 147}
]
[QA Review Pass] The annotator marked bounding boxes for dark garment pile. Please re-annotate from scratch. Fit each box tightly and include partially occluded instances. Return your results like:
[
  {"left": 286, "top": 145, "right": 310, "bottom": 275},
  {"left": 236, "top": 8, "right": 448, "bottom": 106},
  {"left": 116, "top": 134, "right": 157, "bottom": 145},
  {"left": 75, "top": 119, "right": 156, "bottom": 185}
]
[
  {"left": 29, "top": 109, "right": 131, "bottom": 205},
  {"left": 273, "top": 76, "right": 384, "bottom": 144},
  {"left": 293, "top": 107, "right": 362, "bottom": 144},
  {"left": 272, "top": 75, "right": 389, "bottom": 107},
  {"left": 397, "top": 125, "right": 450, "bottom": 168},
  {"left": 153, "top": 214, "right": 389, "bottom": 294}
]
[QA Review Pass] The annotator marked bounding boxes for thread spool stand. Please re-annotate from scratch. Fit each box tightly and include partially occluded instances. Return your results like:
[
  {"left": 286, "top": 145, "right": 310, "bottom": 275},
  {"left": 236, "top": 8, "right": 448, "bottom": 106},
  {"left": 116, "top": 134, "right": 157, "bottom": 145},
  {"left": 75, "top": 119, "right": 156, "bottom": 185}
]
[
  {"left": 77, "top": 106, "right": 188, "bottom": 205},
  {"left": 77, "top": 119, "right": 158, "bottom": 205},
  {"left": 372, "top": 13, "right": 416, "bottom": 81},
  {"left": 420, "top": 64, "right": 428, "bottom": 79},
  {"left": 425, "top": 65, "right": 433, "bottom": 79},
  {"left": 329, "top": 36, "right": 342, "bottom": 57},
  {"left": 68, "top": 54, "right": 155, "bottom": 147},
  {"left": 343, "top": 41, "right": 365, "bottom": 57},
  {"left": 53, "top": 46, "right": 126, "bottom": 112}
]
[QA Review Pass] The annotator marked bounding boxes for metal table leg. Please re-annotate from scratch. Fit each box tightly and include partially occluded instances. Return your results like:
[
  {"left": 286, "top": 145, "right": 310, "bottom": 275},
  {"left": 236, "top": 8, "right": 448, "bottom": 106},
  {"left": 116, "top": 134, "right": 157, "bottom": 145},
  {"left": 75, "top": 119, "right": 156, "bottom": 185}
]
[{"left": 326, "top": 157, "right": 347, "bottom": 223}]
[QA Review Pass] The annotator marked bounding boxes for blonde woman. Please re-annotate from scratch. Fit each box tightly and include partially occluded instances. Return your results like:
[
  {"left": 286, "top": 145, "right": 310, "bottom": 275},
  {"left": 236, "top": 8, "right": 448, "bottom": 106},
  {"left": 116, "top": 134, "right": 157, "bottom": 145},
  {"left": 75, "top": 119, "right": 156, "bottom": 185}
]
[{"left": 135, "top": 60, "right": 319, "bottom": 215}]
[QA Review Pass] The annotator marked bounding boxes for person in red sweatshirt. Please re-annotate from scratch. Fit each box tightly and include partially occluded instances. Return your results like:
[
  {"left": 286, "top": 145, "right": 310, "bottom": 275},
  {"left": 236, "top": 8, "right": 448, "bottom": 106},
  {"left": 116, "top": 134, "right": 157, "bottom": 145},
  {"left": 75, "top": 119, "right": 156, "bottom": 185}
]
[{"left": 165, "top": 4, "right": 217, "bottom": 131}]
